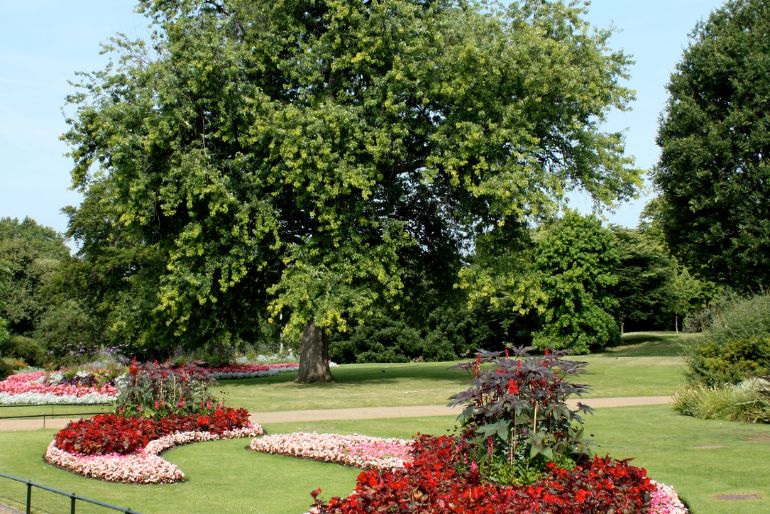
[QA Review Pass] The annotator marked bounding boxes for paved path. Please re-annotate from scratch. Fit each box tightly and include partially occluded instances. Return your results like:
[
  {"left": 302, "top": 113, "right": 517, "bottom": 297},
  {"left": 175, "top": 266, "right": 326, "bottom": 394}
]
[{"left": 0, "top": 396, "right": 672, "bottom": 432}]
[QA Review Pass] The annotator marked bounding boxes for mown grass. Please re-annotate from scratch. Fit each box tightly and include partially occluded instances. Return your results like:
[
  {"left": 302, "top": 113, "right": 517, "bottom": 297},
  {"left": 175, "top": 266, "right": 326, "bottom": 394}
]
[
  {"left": 1, "top": 404, "right": 769, "bottom": 513},
  {"left": 216, "top": 331, "right": 694, "bottom": 412},
  {"left": 1, "top": 332, "right": 693, "bottom": 418},
  {"left": 0, "top": 332, "right": 724, "bottom": 513}
]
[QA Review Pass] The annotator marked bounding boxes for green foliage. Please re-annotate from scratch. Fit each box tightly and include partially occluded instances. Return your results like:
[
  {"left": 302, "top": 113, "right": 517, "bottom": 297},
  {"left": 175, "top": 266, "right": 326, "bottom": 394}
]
[
  {"left": 654, "top": 0, "right": 770, "bottom": 291},
  {"left": 700, "top": 292, "right": 770, "bottom": 345},
  {"left": 330, "top": 317, "right": 422, "bottom": 364},
  {"left": 35, "top": 299, "right": 100, "bottom": 365},
  {"left": 0, "top": 217, "right": 70, "bottom": 335},
  {"left": 684, "top": 293, "right": 770, "bottom": 387},
  {"left": 674, "top": 378, "right": 770, "bottom": 423},
  {"left": 0, "top": 358, "right": 13, "bottom": 380},
  {"left": 64, "top": 0, "right": 639, "bottom": 362},
  {"left": 0, "top": 318, "right": 8, "bottom": 349},
  {"left": 532, "top": 212, "right": 620, "bottom": 353},
  {"left": 1, "top": 335, "right": 46, "bottom": 368},
  {"left": 450, "top": 348, "right": 592, "bottom": 485},
  {"left": 686, "top": 335, "right": 770, "bottom": 387},
  {"left": 609, "top": 226, "right": 675, "bottom": 331}
]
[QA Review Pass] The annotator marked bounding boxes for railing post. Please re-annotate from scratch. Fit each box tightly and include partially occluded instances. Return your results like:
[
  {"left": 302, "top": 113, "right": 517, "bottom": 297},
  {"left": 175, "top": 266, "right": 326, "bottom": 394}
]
[
  {"left": 71, "top": 492, "right": 77, "bottom": 514},
  {"left": 25, "top": 480, "right": 32, "bottom": 514}
]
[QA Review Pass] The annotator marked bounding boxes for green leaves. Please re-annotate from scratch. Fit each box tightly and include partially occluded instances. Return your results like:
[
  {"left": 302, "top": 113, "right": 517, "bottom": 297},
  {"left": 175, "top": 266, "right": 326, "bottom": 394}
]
[
  {"left": 63, "top": 0, "right": 639, "bottom": 358},
  {"left": 532, "top": 212, "right": 620, "bottom": 353},
  {"left": 654, "top": 0, "right": 770, "bottom": 291},
  {"left": 477, "top": 420, "right": 512, "bottom": 442}
]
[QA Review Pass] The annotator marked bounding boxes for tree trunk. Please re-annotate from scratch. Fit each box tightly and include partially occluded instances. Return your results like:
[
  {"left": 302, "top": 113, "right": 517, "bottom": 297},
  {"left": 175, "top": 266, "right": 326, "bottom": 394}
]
[
  {"left": 296, "top": 321, "right": 333, "bottom": 383},
  {"left": 675, "top": 314, "right": 679, "bottom": 334}
]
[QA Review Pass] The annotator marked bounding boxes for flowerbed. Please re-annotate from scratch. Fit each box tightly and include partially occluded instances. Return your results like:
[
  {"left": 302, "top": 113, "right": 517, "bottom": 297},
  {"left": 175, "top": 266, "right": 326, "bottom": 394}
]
[
  {"left": 309, "top": 434, "right": 688, "bottom": 513},
  {"left": 204, "top": 362, "right": 300, "bottom": 380},
  {"left": 250, "top": 432, "right": 412, "bottom": 470},
  {"left": 0, "top": 371, "right": 117, "bottom": 405},
  {"left": 55, "top": 407, "right": 253, "bottom": 455},
  {"left": 46, "top": 426, "right": 261, "bottom": 484},
  {"left": 45, "top": 407, "right": 262, "bottom": 483}
]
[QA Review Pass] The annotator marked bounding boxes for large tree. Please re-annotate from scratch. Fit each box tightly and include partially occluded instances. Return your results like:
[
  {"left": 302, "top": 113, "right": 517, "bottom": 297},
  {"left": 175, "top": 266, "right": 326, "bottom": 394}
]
[
  {"left": 654, "top": 0, "right": 770, "bottom": 292},
  {"left": 0, "top": 218, "right": 70, "bottom": 335},
  {"left": 65, "top": 0, "right": 639, "bottom": 381}
]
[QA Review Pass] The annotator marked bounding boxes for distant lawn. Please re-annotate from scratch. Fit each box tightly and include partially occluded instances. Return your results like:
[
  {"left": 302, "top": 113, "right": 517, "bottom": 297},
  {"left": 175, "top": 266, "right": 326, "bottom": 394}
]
[
  {"left": 1, "top": 332, "right": 694, "bottom": 419},
  {"left": 1, "top": 404, "right": 768, "bottom": 513},
  {"left": 216, "top": 331, "right": 695, "bottom": 412}
]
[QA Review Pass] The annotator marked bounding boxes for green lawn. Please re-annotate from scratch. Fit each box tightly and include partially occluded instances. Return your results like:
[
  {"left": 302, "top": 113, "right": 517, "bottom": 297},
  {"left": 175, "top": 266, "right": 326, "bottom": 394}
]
[
  {"left": 1, "top": 332, "right": 691, "bottom": 419},
  {"left": 215, "top": 331, "right": 694, "bottom": 412},
  {"left": 1, "top": 405, "right": 768, "bottom": 513},
  {"left": 5, "top": 331, "right": 745, "bottom": 513}
]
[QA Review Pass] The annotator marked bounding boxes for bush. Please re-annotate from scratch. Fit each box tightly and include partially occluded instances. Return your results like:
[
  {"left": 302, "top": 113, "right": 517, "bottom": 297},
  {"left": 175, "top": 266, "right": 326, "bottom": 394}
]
[
  {"left": 703, "top": 293, "right": 770, "bottom": 345},
  {"left": 686, "top": 335, "right": 770, "bottom": 387},
  {"left": 36, "top": 299, "right": 100, "bottom": 365},
  {"left": 329, "top": 318, "right": 422, "bottom": 363},
  {"left": 0, "top": 358, "right": 13, "bottom": 380},
  {"left": 674, "top": 379, "right": 770, "bottom": 423},
  {"left": 2, "top": 335, "right": 46, "bottom": 367},
  {"left": 449, "top": 348, "right": 591, "bottom": 485}
]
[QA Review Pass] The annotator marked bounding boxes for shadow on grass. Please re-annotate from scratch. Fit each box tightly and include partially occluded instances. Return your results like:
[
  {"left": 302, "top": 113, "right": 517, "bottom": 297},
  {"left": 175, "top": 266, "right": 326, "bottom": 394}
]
[
  {"left": 216, "top": 361, "right": 471, "bottom": 389},
  {"left": 604, "top": 332, "right": 699, "bottom": 358}
]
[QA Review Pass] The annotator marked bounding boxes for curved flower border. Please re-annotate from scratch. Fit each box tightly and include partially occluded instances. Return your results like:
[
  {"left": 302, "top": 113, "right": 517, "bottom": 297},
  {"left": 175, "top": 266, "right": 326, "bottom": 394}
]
[
  {"left": 45, "top": 425, "right": 263, "bottom": 484},
  {"left": 649, "top": 480, "right": 689, "bottom": 514},
  {"left": 0, "top": 372, "right": 118, "bottom": 405},
  {"left": 250, "top": 432, "right": 412, "bottom": 470},
  {"left": 255, "top": 433, "right": 687, "bottom": 513}
]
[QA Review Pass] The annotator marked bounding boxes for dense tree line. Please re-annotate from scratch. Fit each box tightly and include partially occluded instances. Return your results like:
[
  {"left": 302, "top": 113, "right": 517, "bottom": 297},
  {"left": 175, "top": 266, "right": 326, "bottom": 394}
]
[{"left": 12, "top": 0, "right": 766, "bottom": 373}]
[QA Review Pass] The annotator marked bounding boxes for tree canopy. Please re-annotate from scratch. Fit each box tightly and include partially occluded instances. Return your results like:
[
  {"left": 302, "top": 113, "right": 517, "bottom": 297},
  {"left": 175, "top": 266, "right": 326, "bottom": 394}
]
[
  {"left": 654, "top": 0, "right": 770, "bottom": 292},
  {"left": 64, "top": 0, "right": 640, "bottom": 380},
  {"left": 0, "top": 217, "right": 71, "bottom": 335}
]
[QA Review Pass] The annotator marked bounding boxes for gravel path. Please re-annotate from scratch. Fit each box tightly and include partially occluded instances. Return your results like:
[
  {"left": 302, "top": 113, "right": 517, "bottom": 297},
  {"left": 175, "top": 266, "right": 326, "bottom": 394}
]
[{"left": 0, "top": 396, "right": 672, "bottom": 432}]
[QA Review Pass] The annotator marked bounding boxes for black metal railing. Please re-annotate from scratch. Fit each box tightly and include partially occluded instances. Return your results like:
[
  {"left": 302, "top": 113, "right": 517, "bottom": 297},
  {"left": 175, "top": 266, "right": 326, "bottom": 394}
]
[
  {"left": 0, "top": 405, "right": 112, "bottom": 429},
  {"left": 0, "top": 473, "right": 138, "bottom": 514}
]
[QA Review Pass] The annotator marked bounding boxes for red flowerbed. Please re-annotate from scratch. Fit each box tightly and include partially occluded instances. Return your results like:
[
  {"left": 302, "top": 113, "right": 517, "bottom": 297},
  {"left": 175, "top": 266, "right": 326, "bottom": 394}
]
[
  {"left": 55, "top": 406, "right": 251, "bottom": 456},
  {"left": 312, "top": 435, "right": 655, "bottom": 513}
]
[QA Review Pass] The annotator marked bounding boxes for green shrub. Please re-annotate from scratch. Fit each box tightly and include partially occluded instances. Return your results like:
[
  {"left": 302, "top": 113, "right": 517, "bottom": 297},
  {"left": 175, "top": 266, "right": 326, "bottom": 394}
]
[
  {"left": 686, "top": 335, "right": 770, "bottom": 386},
  {"left": 0, "top": 358, "right": 13, "bottom": 380},
  {"left": 330, "top": 318, "right": 422, "bottom": 363},
  {"left": 36, "top": 299, "right": 100, "bottom": 365},
  {"left": 4, "top": 335, "right": 46, "bottom": 367},
  {"left": 674, "top": 379, "right": 770, "bottom": 423},
  {"left": 704, "top": 293, "right": 770, "bottom": 345},
  {"left": 421, "top": 331, "right": 458, "bottom": 361}
]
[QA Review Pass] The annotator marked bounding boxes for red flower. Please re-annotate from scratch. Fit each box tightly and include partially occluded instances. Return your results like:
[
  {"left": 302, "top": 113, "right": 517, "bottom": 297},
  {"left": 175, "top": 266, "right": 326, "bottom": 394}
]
[
  {"left": 507, "top": 379, "right": 519, "bottom": 395},
  {"left": 128, "top": 357, "right": 139, "bottom": 377}
]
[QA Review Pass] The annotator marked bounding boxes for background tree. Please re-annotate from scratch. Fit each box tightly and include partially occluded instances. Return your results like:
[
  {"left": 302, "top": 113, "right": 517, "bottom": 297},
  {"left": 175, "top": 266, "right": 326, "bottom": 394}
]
[
  {"left": 531, "top": 212, "right": 620, "bottom": 354},
  {"left": 0, "top": 260, "right": 9, "bottom": 349},
  {"left": 65, "top": 0, "right": 639, "bottom": 381},
  {"left": 654, "top": 0, "right": 770, "bottom": 292},
  {"left": 0, "top": 218, "right": 70, "bottom": 336},
  {"left": 609, "top": 226, "right": 674, "bottom": 332}
]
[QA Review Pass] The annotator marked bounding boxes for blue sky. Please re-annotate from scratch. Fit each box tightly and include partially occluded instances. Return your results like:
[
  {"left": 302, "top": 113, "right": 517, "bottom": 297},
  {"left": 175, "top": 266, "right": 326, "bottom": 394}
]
[{"left": 0, "top": 0, "right": 725, "bottom": 238}]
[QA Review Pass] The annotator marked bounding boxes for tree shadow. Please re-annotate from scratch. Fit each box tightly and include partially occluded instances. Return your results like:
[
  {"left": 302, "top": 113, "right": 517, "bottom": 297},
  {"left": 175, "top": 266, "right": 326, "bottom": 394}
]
[
  {"left": 216, "top": 362, "right": 471, "bottom": 389},
  {"left": 604, "top": 332, "right": 699, "bottom": 358}
]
